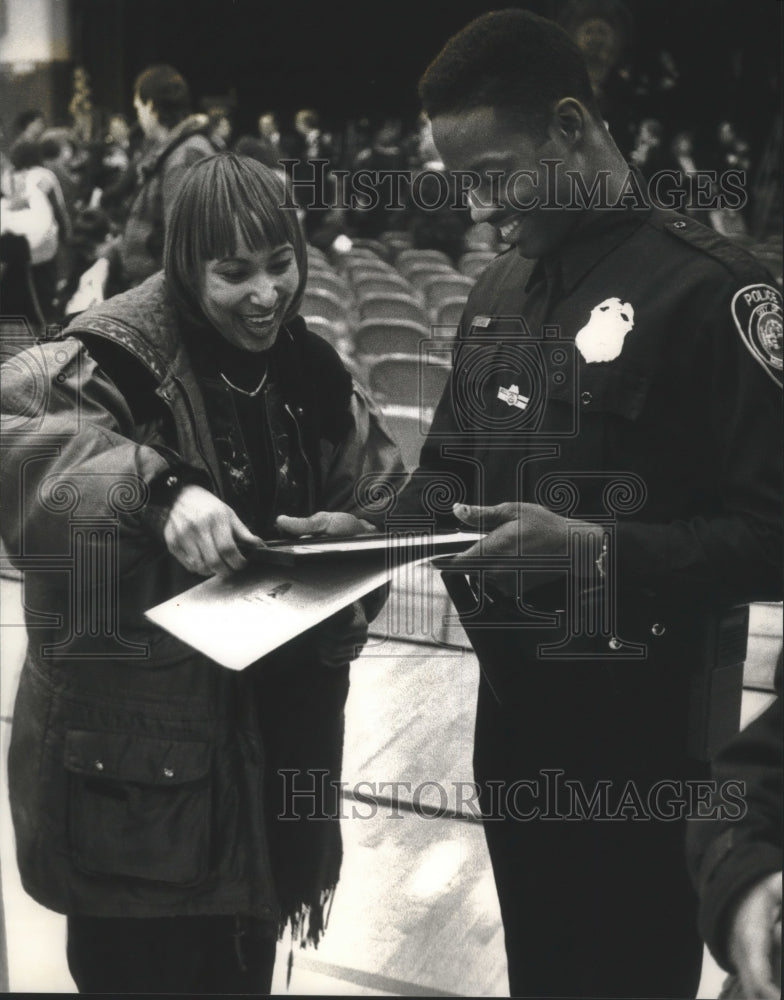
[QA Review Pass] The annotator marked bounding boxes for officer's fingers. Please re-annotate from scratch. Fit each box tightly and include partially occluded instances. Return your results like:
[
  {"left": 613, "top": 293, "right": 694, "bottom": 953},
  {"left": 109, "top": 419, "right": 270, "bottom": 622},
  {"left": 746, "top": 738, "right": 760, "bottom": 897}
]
[{"left": 453, "top": 502, "right": 524, "bottom": 529}]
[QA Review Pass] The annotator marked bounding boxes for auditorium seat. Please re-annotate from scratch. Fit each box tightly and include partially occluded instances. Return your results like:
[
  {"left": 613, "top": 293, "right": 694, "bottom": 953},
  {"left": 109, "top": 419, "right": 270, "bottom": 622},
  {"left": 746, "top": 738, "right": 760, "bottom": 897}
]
[
  {"left": 421, "top": 273, "right": 475, "bottom": 311},
  {"left": 351, "top": 273, "right": 412, "bottom": 297},
  {"left": 366, "top": 352, "right": 451, "bottom": 409},
  {"left": 353, "top": 318, "right": 431, "bottom": 361},
  {"left": 400, "top": 261, "right": 457, "bottom": 291},
  {"left": 300, "top": 287, "right": 351, "bottom": 330},
  {"left": 358, "top": 292, "right": 430, "bottom": 327},
  {"left": 307, "top": 269, "right": 351, "bottom": 298},
  {"left": 397, "top": 247, "right": 454, "bottom": 269},
  {"left": 349, "top": 237, "right": 391, "bottom": 261},
  {"left": 434, "top": 295, "right": 468, "bottom": 329}
]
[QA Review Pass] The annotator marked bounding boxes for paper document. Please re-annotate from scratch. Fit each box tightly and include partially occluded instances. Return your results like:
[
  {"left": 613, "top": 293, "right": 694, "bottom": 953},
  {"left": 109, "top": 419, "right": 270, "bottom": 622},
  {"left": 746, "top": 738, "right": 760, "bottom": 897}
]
[
  {"left": 146, "top": 558, "right": 395, "bottom": 670},
  {"left": 145, "top": 531, "right": 484, "bottom": 670}
]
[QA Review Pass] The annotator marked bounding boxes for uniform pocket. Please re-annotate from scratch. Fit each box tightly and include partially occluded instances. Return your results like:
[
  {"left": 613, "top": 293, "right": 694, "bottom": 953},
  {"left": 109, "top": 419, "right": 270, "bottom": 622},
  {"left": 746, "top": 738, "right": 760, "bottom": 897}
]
[{"left": 64, "top": 729, "right": 212, "bottom": 886}]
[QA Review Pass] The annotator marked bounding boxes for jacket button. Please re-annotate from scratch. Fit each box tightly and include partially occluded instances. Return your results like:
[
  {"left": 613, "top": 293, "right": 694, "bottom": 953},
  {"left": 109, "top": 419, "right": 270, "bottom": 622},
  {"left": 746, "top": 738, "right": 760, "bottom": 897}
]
[
  {"left": 163, "top": 767, "right": 175, "bottom": 778},
  {"left": 651, "top": 623, "right": 666, "bottom": 637},
  {"left": 608, "top": 637, "right": 622, "bottom": 650},
  {"left": 581, "top": 391, "right": 592, "bottom": 405},
  {"left": 296, "top": 406, "right": 304, "bottom": 416},
  {"left": 672, "top": 221, "right": 686, "bottom": 229},
  {"left": 165, "top": 475, "right": 179, "bottom": 488},
  {"left": 94, "top": 760, "right": 104, "bottom": 771}
]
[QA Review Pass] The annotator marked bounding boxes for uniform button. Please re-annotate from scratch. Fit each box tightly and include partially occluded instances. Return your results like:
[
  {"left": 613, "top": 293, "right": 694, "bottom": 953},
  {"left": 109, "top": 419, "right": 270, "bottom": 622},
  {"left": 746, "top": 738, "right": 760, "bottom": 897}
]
[
  {"left": 608, "top": 637, "right": 622, "bottom": 650},
  {"left": 651, "top": 623, "right": 666, "bottom": 637},
  {"left": 296, "top": 406, "right": 304, "bottom": 416},
  {"left": 165, "top": 475, "right": 179, "bottom": 488},
  {"left": 672, "top": 221, "right": 687, "bottom": 229},
  {"left": 581, "top": 391, "right": 593, "bottom": 405},
  {"left": 163, "top": 767, "right": 175, "bottom": 778},
  {"left": 94, "top": 760, "right": 104, "bottom": 772}
]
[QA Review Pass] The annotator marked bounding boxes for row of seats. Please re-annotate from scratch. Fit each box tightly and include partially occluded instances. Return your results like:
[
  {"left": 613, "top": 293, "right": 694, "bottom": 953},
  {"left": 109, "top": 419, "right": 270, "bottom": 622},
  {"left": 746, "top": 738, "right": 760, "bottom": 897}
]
[{"left": 301, "top": 236, "right": 499, "bottom": 469}]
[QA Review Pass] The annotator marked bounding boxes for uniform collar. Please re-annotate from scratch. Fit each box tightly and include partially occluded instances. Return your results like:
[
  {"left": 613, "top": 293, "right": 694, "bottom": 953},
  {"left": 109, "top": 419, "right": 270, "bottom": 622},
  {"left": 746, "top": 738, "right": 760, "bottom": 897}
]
[{"left": 525, "top": 203, "right": 651, "bottom": 296}]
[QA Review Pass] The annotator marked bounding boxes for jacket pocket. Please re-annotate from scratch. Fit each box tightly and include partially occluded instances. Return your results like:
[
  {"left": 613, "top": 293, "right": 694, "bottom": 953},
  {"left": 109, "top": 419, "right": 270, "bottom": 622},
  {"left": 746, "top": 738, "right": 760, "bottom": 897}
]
[{"left": 64, "top": 729, "right": 211, "bottom": 886}]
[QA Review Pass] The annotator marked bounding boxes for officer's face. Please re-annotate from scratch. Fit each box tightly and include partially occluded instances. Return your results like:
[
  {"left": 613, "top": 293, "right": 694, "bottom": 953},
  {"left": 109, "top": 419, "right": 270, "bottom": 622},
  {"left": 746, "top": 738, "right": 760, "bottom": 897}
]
[{"left": 431, "top": 106, "right": 577, "bottom": 259}]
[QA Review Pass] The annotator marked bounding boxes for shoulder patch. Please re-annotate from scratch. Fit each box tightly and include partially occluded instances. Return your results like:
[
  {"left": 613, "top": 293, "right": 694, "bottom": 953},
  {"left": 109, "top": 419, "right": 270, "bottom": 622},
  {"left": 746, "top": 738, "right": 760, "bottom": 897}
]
[{"left": 730, "top": 284, "right": 782, "bottom": 387}]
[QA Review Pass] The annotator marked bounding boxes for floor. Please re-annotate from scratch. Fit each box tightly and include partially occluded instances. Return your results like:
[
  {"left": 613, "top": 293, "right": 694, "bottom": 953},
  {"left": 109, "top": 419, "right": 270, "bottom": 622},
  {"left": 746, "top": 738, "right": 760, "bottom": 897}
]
[{"left": 0, "top": 570, "right": 775, "bottom": 997}]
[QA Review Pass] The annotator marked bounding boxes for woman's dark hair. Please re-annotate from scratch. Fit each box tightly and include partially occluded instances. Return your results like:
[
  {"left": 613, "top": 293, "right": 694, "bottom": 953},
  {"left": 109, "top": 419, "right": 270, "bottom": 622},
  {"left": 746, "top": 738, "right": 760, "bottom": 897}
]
[
  {"left": 164, "top": 152, "right": 307, "bottom": 328},
  {"left": 9, "top": 139, "right": 42, "bottom": 170},
  {"left": 133, "top": 64, "right": 191, "bottom": 129},
  {"left": 418, "top": 9, "right": 600, "bottom": 130}
]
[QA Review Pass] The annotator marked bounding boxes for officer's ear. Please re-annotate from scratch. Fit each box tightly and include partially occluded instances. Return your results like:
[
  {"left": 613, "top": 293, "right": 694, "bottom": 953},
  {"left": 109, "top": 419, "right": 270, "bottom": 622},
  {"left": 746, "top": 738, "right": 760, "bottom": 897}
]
[{"left": 548, "top": 98, "right": 588, "bottom": 147}]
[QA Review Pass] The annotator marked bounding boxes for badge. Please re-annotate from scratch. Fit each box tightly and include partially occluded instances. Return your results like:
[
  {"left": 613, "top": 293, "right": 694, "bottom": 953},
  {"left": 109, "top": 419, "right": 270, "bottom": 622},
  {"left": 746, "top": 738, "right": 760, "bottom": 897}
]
[
  {"left": 472, "top": 315, "right": 492, "bottom": 329},
  {"left": 497, "top": 383, "right": 529, "bottom": 409},
  {"left": 731, "top": 284, "right": 782, "bottom": 387},
  {"left": 575, "top": 297, "right": 635, "bottom": 363}
]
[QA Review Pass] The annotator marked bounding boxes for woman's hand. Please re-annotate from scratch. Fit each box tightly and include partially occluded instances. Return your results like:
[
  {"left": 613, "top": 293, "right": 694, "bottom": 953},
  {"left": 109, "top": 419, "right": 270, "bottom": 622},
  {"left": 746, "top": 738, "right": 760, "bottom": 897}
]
[
  {"left": 276, "top": 511, "right": 377, "bottom": 537},
  {"left": 314, "top": 601, "right": 369, "bottom": 668},
  {"left": 163, "top": 485, "right": 265, "bottom": 576}
]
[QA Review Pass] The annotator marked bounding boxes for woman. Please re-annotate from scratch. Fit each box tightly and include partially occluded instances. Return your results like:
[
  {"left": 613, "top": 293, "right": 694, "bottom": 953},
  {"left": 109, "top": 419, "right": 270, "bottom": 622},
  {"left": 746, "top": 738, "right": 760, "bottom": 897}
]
[{"left": 1, "top": 153, "right": 401, "bottom": 994}]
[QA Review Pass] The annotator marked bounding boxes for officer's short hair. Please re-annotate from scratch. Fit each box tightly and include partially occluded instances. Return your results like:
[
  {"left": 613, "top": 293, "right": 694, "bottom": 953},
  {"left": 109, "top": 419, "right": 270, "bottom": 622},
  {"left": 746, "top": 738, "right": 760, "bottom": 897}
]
[
  {"left": 133, "top": 64, "right": 191, "bottom": 129},
  {"left": 418, "top": 9, "right": 600, "bottom": 133}
]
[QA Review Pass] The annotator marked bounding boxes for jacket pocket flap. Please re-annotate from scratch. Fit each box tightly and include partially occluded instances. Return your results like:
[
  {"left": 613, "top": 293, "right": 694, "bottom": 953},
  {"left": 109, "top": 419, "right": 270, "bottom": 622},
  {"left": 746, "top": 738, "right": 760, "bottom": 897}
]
[
  {"left": 65, "top": 730, "right": 210, "bottom": 785},
  {"left": 552, "top": 366, "right": 652, "bottom": 419}
]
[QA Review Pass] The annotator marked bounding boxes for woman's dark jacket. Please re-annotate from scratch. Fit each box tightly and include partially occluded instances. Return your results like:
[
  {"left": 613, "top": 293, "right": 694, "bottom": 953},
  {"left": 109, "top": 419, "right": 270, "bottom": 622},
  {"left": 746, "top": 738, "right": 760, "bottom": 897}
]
[{"left": 0, "top": 272, "right": 402, "bottom": 939}]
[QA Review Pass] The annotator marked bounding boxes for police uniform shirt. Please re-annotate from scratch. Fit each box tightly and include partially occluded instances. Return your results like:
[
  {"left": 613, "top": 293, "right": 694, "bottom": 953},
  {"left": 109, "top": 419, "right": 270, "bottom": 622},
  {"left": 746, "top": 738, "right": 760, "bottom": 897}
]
[{"left": 406, "top": 205, "right": 782, "bottom": 613}]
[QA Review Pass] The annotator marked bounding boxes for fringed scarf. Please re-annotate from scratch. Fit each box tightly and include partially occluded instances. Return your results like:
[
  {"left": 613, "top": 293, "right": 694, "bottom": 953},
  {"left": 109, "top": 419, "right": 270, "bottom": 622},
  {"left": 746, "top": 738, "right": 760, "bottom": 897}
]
[{"left": 250, "top": 641, "right": 349, "bottom": 985}]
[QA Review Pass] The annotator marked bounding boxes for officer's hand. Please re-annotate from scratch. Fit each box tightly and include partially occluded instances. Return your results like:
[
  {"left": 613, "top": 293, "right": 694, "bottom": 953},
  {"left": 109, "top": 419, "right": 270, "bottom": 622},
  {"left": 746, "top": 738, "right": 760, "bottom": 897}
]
[
  {"left": 164, "top": 485, "right": 265, "bottom": 577},
  {"left": 314, "top": 601, "right": 369, "bottom": 668},
  {"left": 276, "top": 511, "right": 377, "bottom": 537},
  {"left": 450, "top": 502, "right": 603, "bottom": 561},
  {"left": 727, "top": 871, "right": 782, "bottom": 999},
  {"left": 442, "top": 502, "right": 603, "bottom": 598}
]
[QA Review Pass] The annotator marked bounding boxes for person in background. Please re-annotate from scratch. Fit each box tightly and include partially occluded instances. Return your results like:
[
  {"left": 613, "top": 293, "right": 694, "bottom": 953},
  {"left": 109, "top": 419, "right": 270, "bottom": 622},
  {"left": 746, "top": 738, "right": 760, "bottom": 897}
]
[
  {"left": 257, "top": 111, "right": 282, "bottom": 163},
  {"left": 206, "top": 109, "right": 232, "bottom": 151},
  {"left": 559, "top": 0, "right": 638, "bottom": 157},
  {"left": 111, "top": 64, "right": 215, "bottom": 292},
  {"left": 687, "top": 654, "right": 782, "bottom": 1000},
  {"left": 1, "top": 152, "right": 402, "bottom": 995},
  {"left": 1, "top": 138, "right": 68, "bottom": 321}
]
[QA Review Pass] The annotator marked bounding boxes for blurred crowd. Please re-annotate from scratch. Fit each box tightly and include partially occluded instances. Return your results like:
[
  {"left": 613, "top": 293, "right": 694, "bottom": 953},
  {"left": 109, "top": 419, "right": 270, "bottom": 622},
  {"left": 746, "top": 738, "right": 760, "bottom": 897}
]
[{"left": 1, "top": 0, "right": 781, "bottom": 333}]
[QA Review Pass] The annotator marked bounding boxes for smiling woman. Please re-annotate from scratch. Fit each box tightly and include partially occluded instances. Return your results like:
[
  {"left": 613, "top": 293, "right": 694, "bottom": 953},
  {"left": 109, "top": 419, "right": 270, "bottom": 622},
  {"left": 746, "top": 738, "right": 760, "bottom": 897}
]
[{"left": 0, "top": 152, "right": 403, "bottom": 994}]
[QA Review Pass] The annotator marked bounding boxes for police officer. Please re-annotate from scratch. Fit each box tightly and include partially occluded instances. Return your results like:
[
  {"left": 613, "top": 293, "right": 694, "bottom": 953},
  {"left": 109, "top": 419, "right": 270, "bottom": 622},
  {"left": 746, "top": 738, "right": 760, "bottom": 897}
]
[
  {"left": 281, "top": 9, "right": 782, "bottom": 997},
  {"left": 397, "top": 9, "right": 782, "bottom": 998}
]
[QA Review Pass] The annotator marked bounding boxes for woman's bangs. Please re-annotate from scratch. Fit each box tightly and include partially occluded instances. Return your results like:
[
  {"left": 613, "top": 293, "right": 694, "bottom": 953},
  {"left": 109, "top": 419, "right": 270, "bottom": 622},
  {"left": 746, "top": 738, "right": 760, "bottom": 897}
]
[{"left": 195, "top": 167, "right": 296, "bottom": 259}]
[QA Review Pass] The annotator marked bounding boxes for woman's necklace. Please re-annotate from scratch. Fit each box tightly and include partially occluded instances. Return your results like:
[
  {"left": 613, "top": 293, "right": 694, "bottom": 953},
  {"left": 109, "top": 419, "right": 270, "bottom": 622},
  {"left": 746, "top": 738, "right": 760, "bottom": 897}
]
[{"left": 220, "top": 366, "right": 269, "bottom": 397}]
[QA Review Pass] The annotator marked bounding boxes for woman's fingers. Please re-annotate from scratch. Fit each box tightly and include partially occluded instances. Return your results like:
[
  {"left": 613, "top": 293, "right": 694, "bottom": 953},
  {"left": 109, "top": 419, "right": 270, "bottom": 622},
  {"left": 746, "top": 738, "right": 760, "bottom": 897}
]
[{"left": 163, "top": 485, "right": 263, "bottom": 576}]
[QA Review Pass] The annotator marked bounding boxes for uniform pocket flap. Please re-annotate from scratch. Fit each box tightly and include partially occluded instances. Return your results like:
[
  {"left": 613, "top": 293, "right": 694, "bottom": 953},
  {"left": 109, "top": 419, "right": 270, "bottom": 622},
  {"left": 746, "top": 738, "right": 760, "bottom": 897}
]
[
  {"left": 65, "top": 730, "right": 210, "bottom": 786},
  {"left": 576, "top": 366, "right": 652, "bottom": 419}
]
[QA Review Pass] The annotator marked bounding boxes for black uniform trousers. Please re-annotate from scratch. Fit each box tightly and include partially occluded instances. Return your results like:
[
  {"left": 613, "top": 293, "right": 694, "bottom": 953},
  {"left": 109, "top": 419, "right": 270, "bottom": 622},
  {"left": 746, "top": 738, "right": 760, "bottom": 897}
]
[
  {"left": 468, "top": 620, "right": 706, "bottom": 999},
  {"left": 66, "top": 913, "right": 277, "bottom": 994}
]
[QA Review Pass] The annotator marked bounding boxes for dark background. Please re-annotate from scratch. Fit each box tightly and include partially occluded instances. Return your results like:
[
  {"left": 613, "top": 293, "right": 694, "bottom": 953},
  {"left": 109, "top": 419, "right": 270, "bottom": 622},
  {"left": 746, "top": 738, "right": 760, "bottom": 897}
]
[{"left": 71, "top": 0, "right": 781, "bottom": 153}]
